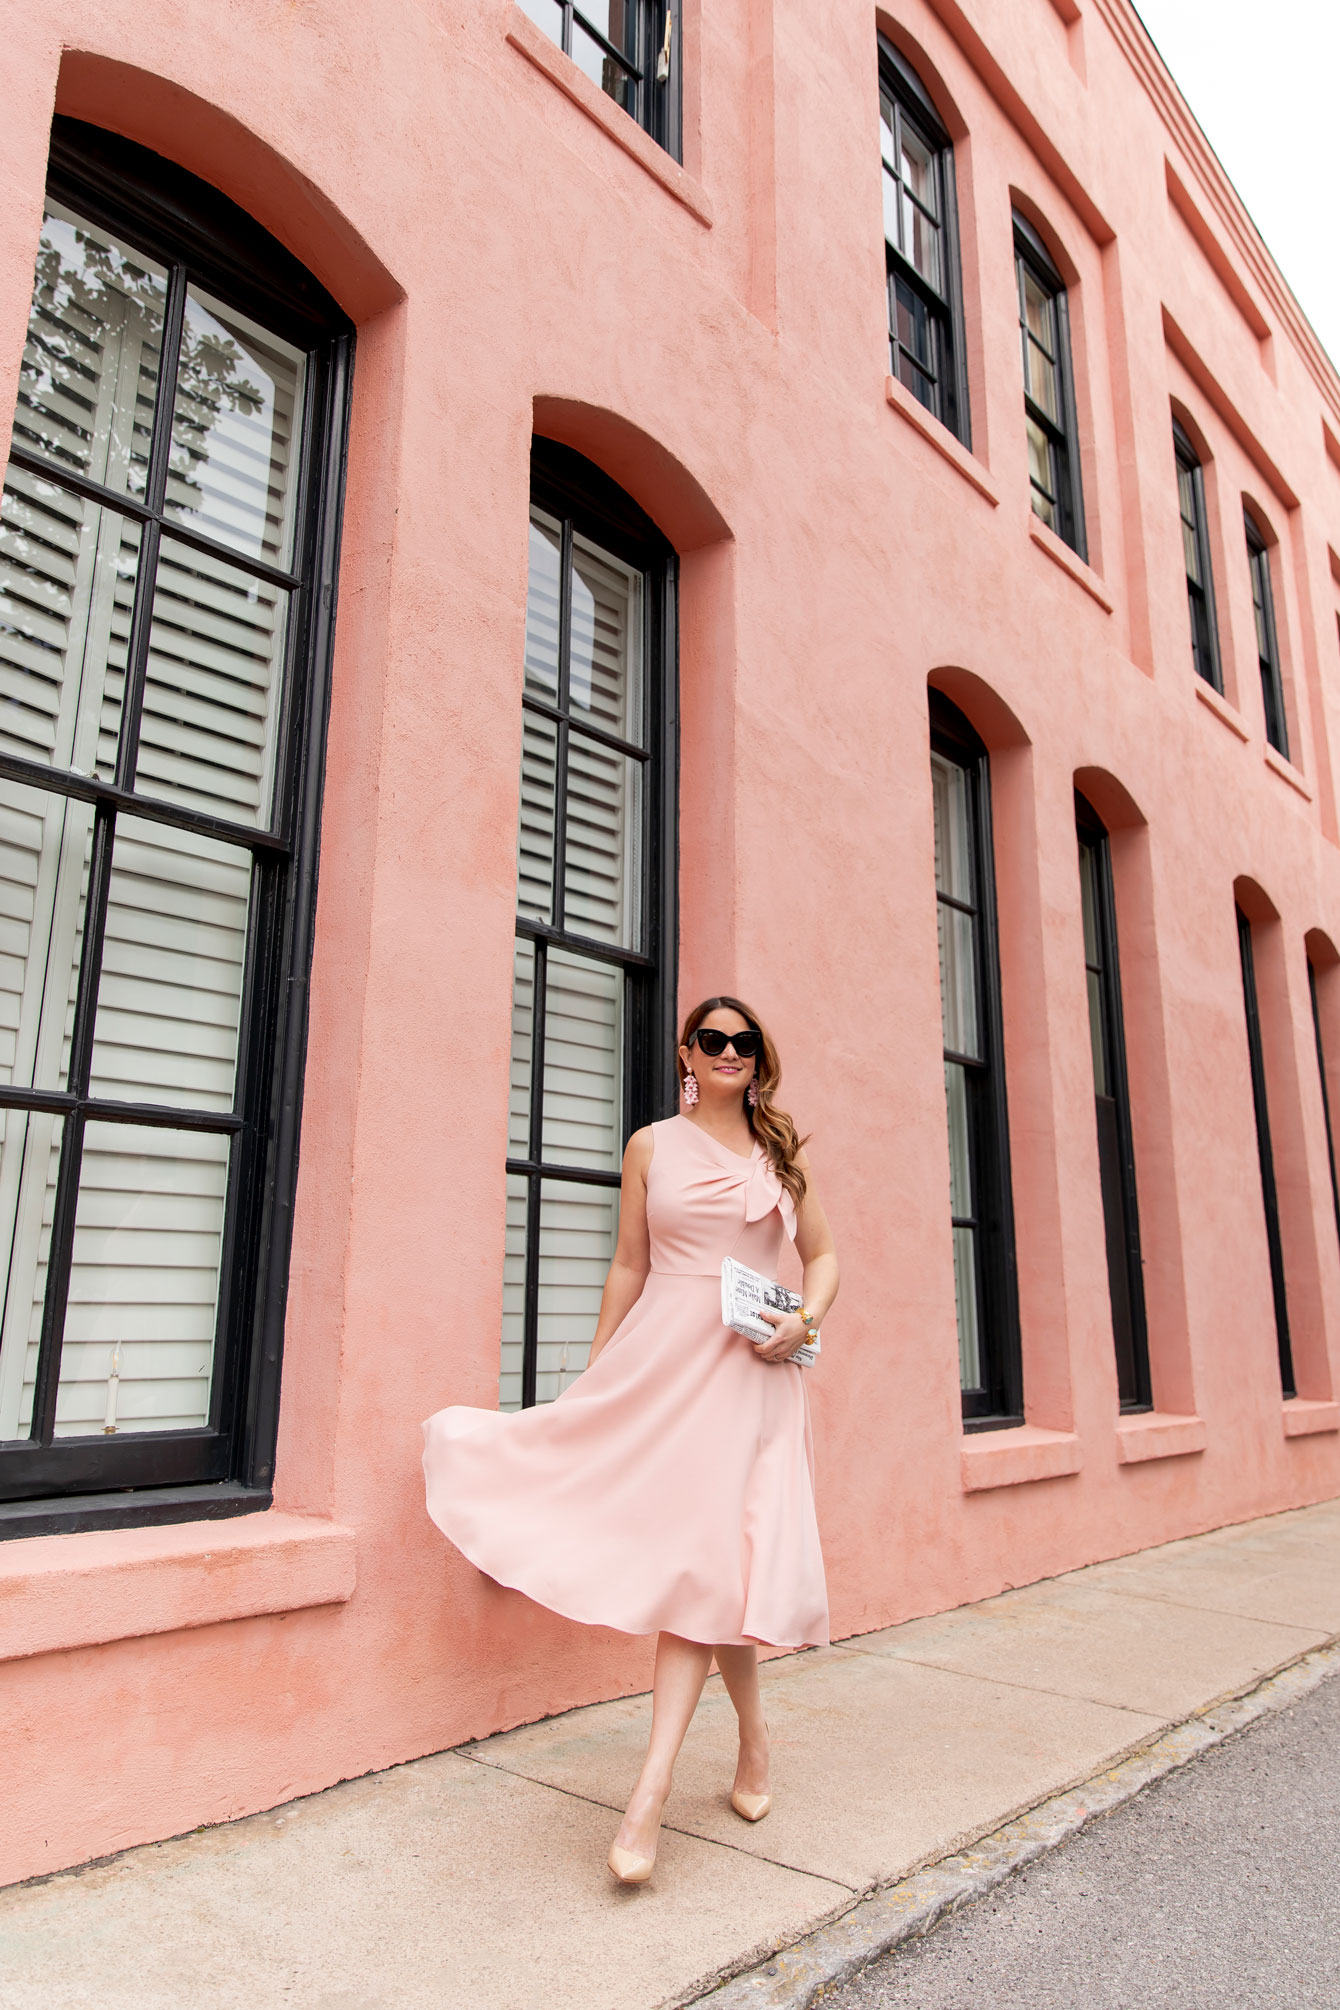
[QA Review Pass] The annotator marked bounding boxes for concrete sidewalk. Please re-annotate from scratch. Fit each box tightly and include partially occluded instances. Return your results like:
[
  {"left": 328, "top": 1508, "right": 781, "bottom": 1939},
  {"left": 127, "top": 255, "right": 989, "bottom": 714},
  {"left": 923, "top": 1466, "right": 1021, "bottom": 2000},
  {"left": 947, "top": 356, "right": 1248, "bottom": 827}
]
[{"left": 3, "top": 1499, "right": 1339, "bottom": 2010}]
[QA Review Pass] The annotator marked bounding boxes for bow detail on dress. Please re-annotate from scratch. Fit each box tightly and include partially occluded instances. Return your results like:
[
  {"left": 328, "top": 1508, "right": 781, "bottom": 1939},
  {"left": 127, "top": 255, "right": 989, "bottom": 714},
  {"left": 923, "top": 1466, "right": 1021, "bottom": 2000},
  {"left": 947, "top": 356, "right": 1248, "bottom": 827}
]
[{"left": 671, "top": 1118, "right": 799, "bottom": 1248}]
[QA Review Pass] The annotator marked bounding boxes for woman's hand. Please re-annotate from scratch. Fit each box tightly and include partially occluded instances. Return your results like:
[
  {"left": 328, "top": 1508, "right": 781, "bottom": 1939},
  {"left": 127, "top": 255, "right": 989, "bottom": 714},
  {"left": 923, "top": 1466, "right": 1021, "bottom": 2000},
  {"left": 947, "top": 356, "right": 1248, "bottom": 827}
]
[{"left": 754, "top": 1308, "right": 812, "bottom": 1364}]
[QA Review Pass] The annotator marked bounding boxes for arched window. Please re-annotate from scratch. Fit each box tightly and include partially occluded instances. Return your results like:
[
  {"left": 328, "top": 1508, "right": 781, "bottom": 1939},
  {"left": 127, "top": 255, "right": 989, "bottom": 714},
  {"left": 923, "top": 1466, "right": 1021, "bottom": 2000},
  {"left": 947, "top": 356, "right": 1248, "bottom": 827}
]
[
  {"left": 1306, "top": 951, "right": 1340, "bottom": 1253},
  {"left": 1237, "top": 907, "right": 1294, "bottom": 1394},
  {"left": 879, "top": 38, "right": 970, "bottom": 444},
  {"left": 930, "top": 693, "right": 1019, "bottom": 1424},
  {"left": 0, "top": 120, "right": 352, "bottom": 1533},
  {"left": 1014, "top": 213, "right": 1084, "bottom": 557},
  {"left": 1076, "top": 794, "right": 1149, "bottom": 1409},
  {"left": 1173, "top": 421, "right": 1221, "bottom": 690},
  {"left": 1244, "top": 510, "right": 1289, "bottom": 757},
  {"left": 504, "top": 441, "right": 677, "bottom": 1409}
]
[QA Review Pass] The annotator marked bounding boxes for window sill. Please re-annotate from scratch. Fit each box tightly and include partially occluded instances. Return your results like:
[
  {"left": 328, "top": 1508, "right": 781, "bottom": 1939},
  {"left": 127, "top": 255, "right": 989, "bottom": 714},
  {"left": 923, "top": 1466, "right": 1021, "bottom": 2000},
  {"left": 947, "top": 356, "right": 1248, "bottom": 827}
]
[
  {"left": 884, "top": 376, "right": 999, "bottom": 506},
  {"left": 505, "top": 6, "right": 712, "bottom": 228},
  {"left": 1116, "top": 1410, "right": 1207, "bottom": 1463},
  {"left": 1264, "top": 744, "right": 1311, "bottom": 801},
  {"left": 1282, "top": 1398, "right": 1340, "bottom": 1438},
  {"left": 961, "top": 1424, "right": 1082, "bottom": 1492},
  {"left": 1194, "top": 677, "right": 1249, "bottom": 741},
  {"left": 0, "top": 1510, "right": 357, "bottom": 1664},
  {"left": 1027, "top": 515, "right": 1113, "bottom": 610}
]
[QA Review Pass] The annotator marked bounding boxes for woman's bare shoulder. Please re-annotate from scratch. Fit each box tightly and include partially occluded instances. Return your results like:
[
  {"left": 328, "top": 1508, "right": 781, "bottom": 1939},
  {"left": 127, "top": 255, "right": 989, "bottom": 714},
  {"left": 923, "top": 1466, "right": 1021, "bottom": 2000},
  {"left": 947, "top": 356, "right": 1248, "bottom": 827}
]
[{"left": 624, "top": 1125, "right": 656, "bottom": 1172}]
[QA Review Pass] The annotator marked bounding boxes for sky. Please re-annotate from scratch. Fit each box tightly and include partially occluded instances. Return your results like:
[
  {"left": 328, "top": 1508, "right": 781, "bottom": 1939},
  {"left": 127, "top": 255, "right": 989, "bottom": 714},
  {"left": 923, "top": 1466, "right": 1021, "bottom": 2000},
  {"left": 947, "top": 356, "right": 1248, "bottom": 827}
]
[{"left": 1130, "top": 0, "right": 1340, "bottom": 367}]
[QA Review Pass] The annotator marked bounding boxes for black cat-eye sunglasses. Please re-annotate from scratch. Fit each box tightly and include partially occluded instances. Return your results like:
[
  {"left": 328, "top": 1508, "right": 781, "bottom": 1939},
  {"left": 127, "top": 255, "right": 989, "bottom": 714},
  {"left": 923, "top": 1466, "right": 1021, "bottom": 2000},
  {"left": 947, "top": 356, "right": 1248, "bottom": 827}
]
[{"left": 688, "top": 1027, "right": 763, "bottom": 1059}]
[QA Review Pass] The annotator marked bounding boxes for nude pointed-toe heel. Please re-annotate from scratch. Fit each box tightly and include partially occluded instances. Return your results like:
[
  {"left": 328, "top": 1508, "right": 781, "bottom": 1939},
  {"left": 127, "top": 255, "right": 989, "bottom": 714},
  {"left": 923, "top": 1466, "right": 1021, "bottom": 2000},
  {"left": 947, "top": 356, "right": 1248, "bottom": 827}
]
[
  {"left": 607, "top": 1843, "right": 656, "bottom": 1884},
  {"left": 730, "top": 1789, "right": 772, "bottom": 1823}
]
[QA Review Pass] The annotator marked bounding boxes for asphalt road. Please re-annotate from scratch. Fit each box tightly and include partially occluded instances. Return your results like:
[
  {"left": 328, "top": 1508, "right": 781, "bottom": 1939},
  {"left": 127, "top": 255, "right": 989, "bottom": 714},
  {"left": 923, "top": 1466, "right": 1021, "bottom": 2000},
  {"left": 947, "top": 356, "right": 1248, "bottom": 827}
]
[{"left": 825, "top": 1668, "right": 1340, "bottom": 2010}]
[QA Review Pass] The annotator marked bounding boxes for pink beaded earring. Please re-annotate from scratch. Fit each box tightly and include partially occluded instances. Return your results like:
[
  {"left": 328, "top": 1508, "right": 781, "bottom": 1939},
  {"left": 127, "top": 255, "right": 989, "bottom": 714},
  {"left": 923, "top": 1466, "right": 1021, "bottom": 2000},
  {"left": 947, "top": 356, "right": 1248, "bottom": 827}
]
[
  {"left": 747, "top": 1081, "right": 759, "bottom": 1108},
  {"left": 683, "top": 1070, "right": 699, "bottom": 1107}
]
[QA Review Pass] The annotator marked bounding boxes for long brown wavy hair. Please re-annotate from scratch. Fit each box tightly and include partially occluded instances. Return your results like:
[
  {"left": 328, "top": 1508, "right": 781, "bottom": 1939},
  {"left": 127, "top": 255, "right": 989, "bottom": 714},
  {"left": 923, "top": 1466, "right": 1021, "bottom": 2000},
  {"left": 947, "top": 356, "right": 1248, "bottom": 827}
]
[{"left": 677, "top": 996, "right": 809, "bottom": 1207}]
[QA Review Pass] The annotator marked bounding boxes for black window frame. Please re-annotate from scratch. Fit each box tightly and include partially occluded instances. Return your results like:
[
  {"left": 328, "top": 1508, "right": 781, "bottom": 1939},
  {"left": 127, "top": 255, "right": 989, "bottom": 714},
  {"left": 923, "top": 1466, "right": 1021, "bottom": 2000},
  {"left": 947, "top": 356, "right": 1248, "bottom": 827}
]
[
  {"left": 1014, "top": 214, "right": 1086, "bottom": 560},
  {"left": 0, "top": 120, "right": 353, "bottom": 1539},
  {"left": 1245, "top": 511, "right": 1289, "bottom": 758},
  {"left": 878, "top": 36, "right": 971, "bottom": 447},
  {"left": 1173, "top": 421, "right": 1222, "bottom": 691},
  {"left": 507, "top": 439, "right": 678, "bottom": 1410},
  {"left": 1307, "top": 956, "right": 1340, "bottom": 1255},
  {"left": 930, "top": 692, "right": 1021, "bottom": 1428},
  {"left": 1076, "top": 795, "right": 1150, "bottom": 1411},
  {"left": 1237, "top": 907, "right": 1295, "bottom": 1397},
  {"left": 523, "top": 0, "right": 681, "bottom": 159}
]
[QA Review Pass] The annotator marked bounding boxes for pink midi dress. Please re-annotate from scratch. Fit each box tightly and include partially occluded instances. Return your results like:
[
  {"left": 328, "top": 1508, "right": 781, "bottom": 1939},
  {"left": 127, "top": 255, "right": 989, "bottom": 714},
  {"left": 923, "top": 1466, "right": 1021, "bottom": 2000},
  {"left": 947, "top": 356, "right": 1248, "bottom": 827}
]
[{"left": 422, "top": 1114, "right": 829, "bottom": 1648}]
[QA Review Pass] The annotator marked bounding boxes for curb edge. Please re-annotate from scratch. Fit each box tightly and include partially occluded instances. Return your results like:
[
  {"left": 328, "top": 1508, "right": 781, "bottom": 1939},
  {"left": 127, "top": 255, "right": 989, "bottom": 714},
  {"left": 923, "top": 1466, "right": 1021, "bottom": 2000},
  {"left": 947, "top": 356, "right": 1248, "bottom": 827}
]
[{"left": 684, "top": 1639, "right": 1340, "bottom": 2010}]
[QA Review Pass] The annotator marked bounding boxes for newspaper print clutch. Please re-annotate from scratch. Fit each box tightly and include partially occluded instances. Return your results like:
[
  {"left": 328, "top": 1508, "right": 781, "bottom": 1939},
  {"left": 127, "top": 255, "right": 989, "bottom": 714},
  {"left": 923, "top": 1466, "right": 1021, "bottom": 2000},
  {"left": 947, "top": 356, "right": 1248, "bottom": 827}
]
[{"left": 720, "top": 1257, "right": 820, "bottom": 1366}]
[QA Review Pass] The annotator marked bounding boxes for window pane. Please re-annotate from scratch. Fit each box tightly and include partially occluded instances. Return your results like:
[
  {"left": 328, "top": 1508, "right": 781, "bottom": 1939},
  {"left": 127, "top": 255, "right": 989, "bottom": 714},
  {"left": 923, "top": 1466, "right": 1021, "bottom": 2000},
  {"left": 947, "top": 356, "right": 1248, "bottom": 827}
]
[
  {"left": 938, "top": 901, "right": 980, "bottom": 1058},
  {"left": 1250, "top": 551, "right": 1272, "bottom": 662},
  {"left": 535, "top": 1178, "right": 618, "bottom": 1403},
  {"left": 899, "top": 124, "right": 938, "bottom": 215},
  {"left": 1026, "top": 336, "right": 1059, "bottom": 422},
  {"left": 0, "top": 778, "right": 92, "bottom": 1094},
  {"left": 541, "top": 949, "right": 623, "bottom": 1169},
  {"left": 1027, "top": 420, "right": 1055, "bottom": 519},
  {"left": 569, "top": 533, "right": 642, "bottom": 742},
  {"left": 897, "top": 351, "right": 937, "bottom": 413},
  {"left": 880, "top": 92, "right": 897, "bottom": 171},
  {"left": 579, "top": 0, "right": 633, "bottom": 55},
  {"left": 0, "top": 1109, "right": 63, "bottom": 1440},
  {"left": 509, "top": 937, "right": 535, "bottom": 1160},
  {"left": 1177, "top": 461, "right": 1202, "bottom": 575},
  {"left": 952, "top": 1223, "right": 981, "bottom": 1389},
  {"left": 516, "top": 709, "right": 557, "bottom": 924},
  {"left": 165, "top": 287, "right": 306, "bottom": 570},
  {"left": 1023, "top": 269, "right": 1054, "bottom": 356},
  {"left": 524, "top": 511, "right": 561, "bottom": 703},
  {"left": 931, "top": 753, "right": 973, "bottom": 902},
  {"left": 563, "top": 735, "right": 642, "bottom": 946},
  {"left": 138, "top": 538, "right": 290, "bottom": 827},
  {"left": 894, "top": 276, "right": 935, "bottom": 374},
  {"left": 572, "top": 20, "right": 634, "bottom": 110},
  {"left": 1087, "top": 969, "right": 1108, "bottom": 1094},
  {"left": 50, "top": 1120, "right": 230, "bottom": 1437},
  {"left": 1189, "top": 587, "right": 1214, "bottom": 682},
  {"left": 1079, "top": 842, "right": 1110, "bottom": 1095},
  {"left": 89, "top": 819, "right": 251, "bottom": 1112},
  {"left": 1181, "top": 510, "right": 1201, "bottom": 587},
  {"left": 17, "top": 203, "right": 166, "bottom": 501},
  {"left": 945, "top": 1060, "right": 972, "bottom": 1219},
  {"left": 0, "top": 467, "right": 139, "bottom": 773},
  {"left": 1078, "top": 840, "right": 1100, "bottom": 965},
  {"left": 517, "top": 0, "right": 564, "bottom": 41},
  {"left": 882, "top": 167, "right": 902, "bottom": 252},
  {"left": 902, "top": 199, "right": 941, "bottom": 291},
  {"left": 500, "top": 1171, "right": 529, "bottom": 1412}
]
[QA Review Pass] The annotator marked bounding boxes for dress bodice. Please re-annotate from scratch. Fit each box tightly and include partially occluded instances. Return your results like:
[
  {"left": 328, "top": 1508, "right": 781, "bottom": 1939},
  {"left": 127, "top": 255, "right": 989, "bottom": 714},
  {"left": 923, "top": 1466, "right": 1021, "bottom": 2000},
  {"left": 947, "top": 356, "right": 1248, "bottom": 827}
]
[{"left": 646, "top": 1115, "right": 795, "bottom": 1278}]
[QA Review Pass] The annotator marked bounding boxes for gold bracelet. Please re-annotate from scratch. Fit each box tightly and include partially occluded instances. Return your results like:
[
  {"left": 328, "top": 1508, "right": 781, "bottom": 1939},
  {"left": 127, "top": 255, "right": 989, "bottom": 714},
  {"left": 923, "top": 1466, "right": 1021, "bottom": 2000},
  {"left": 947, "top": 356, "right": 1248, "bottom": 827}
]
[{"left": 799, "top": 1306, "right": 816, "bottom": 1330}]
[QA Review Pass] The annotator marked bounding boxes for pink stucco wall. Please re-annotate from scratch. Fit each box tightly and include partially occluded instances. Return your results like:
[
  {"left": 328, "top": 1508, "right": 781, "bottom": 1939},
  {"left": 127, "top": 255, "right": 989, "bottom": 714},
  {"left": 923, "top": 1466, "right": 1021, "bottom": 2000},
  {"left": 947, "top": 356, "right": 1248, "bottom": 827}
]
[{"left": 2, "top": 0, "right": 1340, "bottom": 1886}]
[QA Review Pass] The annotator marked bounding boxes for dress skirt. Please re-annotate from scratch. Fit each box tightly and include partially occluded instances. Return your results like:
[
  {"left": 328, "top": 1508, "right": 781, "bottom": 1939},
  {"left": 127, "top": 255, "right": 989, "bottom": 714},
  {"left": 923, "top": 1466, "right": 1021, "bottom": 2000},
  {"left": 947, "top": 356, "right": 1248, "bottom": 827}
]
[{"left": 422, "top": 1115, "right": 829, "bottom": 1649}]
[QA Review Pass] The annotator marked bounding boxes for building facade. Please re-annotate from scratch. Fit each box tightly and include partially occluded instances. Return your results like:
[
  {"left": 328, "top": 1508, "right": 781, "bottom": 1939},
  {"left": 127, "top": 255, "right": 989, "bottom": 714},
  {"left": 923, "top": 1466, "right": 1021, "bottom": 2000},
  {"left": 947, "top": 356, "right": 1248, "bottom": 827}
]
[{"left": 3, "top": 0, "right": 1340, "bottom": 1886}]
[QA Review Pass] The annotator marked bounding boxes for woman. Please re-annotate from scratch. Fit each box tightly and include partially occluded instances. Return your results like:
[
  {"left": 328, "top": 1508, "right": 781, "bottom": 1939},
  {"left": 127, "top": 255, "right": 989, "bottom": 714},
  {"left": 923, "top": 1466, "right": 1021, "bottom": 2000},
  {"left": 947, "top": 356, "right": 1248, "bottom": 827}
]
[{"left": 423, "top": 998, "right": 839, "bottom": 1884}]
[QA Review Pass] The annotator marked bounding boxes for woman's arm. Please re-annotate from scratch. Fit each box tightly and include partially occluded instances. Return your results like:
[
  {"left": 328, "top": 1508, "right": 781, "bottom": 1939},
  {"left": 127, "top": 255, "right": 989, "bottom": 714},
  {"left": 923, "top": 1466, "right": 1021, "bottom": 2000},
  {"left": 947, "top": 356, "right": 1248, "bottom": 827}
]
[
  {"left": 585, "top": 1127, "right": 654, "bottom": 1367},
  {"left": 754, "top": 1151, "right": 840, "bottom": 1364}
]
